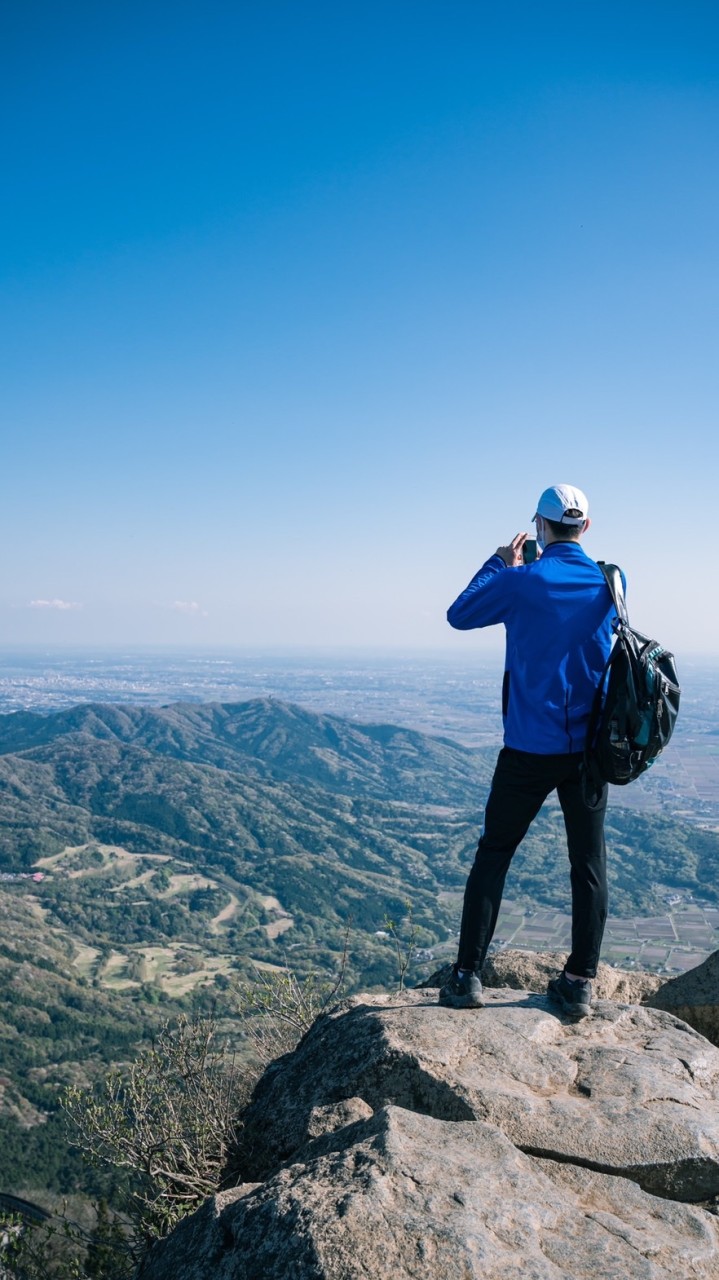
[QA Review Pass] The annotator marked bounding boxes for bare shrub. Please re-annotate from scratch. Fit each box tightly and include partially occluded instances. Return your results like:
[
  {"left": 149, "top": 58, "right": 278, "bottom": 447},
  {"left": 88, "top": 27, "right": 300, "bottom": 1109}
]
[
  {"left": 39, "top": 948, "right": 351, "bottom": 1271},
  {"left": 383, "top": 900, "right": 419, "bottom": 992},
  {"left": 62, "top": 1015, "right": 250, "bottom": 1250},
  {"left": 235, "top": 931, "right": 350, "bottom": 1069}
]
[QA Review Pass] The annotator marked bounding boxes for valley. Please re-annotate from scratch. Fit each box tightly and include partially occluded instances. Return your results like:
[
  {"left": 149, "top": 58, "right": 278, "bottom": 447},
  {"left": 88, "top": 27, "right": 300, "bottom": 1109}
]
[{"left": 0, "top": 692, "right": 716, "bottom": 1207}]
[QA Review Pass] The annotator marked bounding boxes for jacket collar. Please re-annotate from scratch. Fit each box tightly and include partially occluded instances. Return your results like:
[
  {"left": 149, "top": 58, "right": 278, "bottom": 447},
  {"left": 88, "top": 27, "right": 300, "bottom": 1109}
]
[{"left": 540, "top": 541, "right": 588, "bottom": 559}]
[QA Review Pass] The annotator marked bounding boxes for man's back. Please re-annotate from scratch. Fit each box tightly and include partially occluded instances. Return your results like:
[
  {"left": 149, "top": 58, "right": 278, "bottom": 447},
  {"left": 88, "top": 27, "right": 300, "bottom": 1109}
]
[{"left": 447, "top": 540, "right": 616, "bottom": 753}]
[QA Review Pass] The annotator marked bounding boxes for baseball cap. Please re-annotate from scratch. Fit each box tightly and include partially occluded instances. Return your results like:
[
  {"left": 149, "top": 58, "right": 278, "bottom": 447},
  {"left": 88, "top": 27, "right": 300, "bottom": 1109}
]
[{"left": 534, "top": 483, "right": 589, "bottom": 525}]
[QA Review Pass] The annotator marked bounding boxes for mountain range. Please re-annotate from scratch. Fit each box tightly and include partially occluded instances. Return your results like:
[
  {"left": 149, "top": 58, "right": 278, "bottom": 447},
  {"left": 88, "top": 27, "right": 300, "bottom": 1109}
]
[{"left": 0, "top": 698, "right": 716, "bottom": 937}]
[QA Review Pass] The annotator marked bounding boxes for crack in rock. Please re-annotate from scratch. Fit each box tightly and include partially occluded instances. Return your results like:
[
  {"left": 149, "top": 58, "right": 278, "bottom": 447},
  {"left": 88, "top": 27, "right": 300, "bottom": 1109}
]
[{"left": 141, "top": 1107, "right": 719, "bottom": 1280}]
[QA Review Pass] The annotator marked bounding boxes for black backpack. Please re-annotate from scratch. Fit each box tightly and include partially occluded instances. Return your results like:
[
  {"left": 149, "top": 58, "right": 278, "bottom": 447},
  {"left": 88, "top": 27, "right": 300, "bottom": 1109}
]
[{"left": 583, "top": 563, "right": 680, "bottom": 798}]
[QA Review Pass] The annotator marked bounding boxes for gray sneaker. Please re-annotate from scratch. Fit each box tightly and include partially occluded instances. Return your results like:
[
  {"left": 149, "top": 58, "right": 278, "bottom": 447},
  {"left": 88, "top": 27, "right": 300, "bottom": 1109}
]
[
  {"left": 438, "top": 966, "right": 484, "bottom": 1009},
  {"left": 547, "top": 971, "right": 592, "bottom": 1019}
]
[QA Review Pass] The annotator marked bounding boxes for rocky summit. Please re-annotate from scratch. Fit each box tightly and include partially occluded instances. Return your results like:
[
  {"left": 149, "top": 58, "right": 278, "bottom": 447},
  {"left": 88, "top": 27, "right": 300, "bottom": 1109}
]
[{"left": 139, "top": 980, "right": 719, "bottom": 1279}]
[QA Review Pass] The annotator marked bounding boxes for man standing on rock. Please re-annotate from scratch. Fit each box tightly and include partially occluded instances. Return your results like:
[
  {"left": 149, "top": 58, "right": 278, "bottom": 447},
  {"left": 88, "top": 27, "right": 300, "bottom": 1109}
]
[{"left": 440, "top": 484, "right": 618, "bottom": 1019}]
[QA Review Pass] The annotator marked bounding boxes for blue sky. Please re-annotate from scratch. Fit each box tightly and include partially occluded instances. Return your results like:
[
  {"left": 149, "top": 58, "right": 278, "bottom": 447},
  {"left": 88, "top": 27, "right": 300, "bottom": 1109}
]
[{"left": 2, "top": 2, "right": 717, "bottom": 652}]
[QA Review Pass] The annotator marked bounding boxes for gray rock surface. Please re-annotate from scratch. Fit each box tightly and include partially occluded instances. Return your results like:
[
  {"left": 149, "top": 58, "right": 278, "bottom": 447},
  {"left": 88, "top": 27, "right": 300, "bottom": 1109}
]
[
  {"left": 139, "top": 1105, "right": 719, "bottom": 1280},
  {"left": 140, "top": 987, "right": 719, "bottom": 1280},
  {"left": 648, "top": 950, "right": 719, "bottom": 1047},
  {"left": 421, "top": 950, "right": 663, "bottom": 1002},
  {"left": 236, "top": 989, "right": 719, "bottom": 1202}
]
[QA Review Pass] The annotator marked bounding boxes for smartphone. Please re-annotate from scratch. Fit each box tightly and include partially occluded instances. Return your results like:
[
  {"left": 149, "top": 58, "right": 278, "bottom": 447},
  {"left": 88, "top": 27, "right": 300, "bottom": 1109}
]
[{"left": 522, "top": 538, "right": 538, "bottom": 564}]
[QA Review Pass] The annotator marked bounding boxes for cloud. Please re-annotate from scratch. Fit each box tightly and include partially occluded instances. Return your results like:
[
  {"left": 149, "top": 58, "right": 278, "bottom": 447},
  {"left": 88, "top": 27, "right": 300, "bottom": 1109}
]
[
  {"left": 29, "top": 599, "right": 82, "bottom": 611},
  {"left": 170, "top": 600, "right": 209, "bottom": 618}
]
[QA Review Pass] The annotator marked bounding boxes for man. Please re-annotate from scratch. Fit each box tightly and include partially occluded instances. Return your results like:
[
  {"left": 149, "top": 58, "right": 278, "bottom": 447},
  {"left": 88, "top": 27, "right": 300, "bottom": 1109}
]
[{"left": 440, "top": 483, "right": 618, "bottom": 1019}]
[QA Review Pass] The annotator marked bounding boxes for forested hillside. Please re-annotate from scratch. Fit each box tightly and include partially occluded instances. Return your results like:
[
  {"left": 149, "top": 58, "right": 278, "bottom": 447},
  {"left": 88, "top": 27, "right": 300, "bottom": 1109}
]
[
  {"left": 0, "top": 700, "right": 716, "bottom": 943},
  {"left": 0, "top": 698, "right": 716, "bottom": 1204}
]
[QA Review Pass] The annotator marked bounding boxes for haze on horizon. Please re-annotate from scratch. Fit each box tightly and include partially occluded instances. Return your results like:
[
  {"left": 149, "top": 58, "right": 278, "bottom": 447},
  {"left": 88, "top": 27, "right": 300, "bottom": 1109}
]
[{"left": 2, "top": 3, "right": 717, "bottom": 656}]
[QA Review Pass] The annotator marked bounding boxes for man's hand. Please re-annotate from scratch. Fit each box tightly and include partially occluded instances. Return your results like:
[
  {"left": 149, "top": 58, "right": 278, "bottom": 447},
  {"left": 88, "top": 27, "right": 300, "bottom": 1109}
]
[{"left": 495, "top": 533, "right": 529, "bottom": 567}]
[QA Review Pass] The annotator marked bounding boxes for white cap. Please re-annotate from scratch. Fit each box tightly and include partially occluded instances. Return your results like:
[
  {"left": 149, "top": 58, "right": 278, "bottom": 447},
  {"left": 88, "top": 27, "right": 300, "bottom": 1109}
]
[{"left": 534, "top": 483, "right": 589, "bottom": 525}]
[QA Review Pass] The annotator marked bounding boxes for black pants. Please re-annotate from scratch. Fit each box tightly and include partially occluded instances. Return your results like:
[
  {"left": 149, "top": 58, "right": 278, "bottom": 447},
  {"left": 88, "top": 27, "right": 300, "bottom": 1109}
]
[{"left": 457, "top": 747, "right": 608, "bottom": 979}]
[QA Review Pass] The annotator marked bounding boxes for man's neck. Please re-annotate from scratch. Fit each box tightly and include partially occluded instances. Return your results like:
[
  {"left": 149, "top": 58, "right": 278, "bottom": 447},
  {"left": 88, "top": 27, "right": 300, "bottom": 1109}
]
[{"left": 544, "top": 534, "right": 581, "bottom": 548}]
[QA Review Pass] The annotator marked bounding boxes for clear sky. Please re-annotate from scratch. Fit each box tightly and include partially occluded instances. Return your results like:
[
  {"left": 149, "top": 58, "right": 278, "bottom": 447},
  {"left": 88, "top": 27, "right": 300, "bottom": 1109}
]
[{"left": 2, "top": 2, "right": 717, "bottom": 654}]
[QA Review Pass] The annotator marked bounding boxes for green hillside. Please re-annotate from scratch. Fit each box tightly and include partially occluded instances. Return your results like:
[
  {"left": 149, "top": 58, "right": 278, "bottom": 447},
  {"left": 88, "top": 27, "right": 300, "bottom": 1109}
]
[
  {"left": 0, "top": 697, "right": 716, "bottom": 1204},
  {"left": 0, "top": 887, "right": 163, "bottom": 1200},
  {"left": 0, "top": 698, "right": 490, "bottom": 808},
  {"left": 0, "top": 699, "right": 716, "bottom": 957}
]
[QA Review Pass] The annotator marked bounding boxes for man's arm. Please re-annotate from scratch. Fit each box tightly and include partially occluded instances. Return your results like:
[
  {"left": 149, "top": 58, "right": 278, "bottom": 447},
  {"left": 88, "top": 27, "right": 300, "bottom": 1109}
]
[{"left": 447, "top": 534, "right": 528, "bottom": 631}]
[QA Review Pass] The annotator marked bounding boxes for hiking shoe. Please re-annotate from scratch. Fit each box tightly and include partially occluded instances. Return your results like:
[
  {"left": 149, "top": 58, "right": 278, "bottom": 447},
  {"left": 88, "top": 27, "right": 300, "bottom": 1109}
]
[
  {"left": 438, "top": 966, "right": 484, "bottom": 1009},
  {"left": 547, "top": 971, "right": 593, "bottom": 1019}
]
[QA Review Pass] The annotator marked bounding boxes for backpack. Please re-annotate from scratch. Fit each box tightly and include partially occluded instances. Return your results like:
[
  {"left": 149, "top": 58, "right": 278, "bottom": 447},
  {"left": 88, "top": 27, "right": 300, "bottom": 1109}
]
[{"left": 582, "top": 563, "right": 681, "bottom": 798}]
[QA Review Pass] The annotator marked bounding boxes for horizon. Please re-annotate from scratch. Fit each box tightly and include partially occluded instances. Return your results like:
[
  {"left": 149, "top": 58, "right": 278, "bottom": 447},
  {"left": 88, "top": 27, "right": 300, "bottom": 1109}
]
[{"left": 0, "top": 641, "right": 718, "bottom": 663}]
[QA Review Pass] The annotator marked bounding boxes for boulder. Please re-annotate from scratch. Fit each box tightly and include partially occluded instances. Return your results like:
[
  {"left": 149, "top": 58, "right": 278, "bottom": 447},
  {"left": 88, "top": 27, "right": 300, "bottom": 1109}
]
[
  {"left": 138, "top": 987, "right": 719, "bottom": 1280},
  {"left": 235, "top": 989, "right": 719, "bottom": 1202},
  {"left": 139, "top": 1105, "right": 719, "bottom": 1280},
  {"left": 648, "top": 950, "right": 719, "bottom": 1047}
]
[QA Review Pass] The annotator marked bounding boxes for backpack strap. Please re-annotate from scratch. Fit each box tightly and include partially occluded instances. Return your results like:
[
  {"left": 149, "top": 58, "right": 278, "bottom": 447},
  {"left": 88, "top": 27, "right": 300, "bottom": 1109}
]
[
  {"left": 580, "top": 561, "right": 627, "bottom": 807},
  {"left": 597, "top": 562, "right": 628, "bottom": 626},
  {"left": 582, "top": 638, "right": 615, "bottom": 789}
]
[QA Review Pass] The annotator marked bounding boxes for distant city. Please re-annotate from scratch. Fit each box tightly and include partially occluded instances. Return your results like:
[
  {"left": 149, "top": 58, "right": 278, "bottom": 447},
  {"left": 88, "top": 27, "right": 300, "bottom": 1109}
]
[{"left": 0, "top": 646, "right": 509, "bottom": 744}]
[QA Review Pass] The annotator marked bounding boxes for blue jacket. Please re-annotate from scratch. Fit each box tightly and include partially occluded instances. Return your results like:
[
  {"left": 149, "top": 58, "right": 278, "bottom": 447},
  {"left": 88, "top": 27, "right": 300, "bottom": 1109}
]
[{"left": 447, "top": 542, "right": 619, "bottom": 754}]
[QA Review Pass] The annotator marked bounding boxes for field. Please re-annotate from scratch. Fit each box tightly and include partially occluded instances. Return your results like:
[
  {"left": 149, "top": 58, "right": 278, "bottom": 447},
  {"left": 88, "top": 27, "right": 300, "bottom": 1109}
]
[
  {"left": 436, "top": 891, "right": 719, "bottom": 975},
  {"left": 32, "top": 843, "right": 279, "bottom": 998}
]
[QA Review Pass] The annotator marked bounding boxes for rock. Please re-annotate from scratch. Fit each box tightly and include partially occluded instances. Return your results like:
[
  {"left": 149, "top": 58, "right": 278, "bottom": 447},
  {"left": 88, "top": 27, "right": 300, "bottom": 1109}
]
[
  {"left": 420, "top": 950, "right": 663, "bottom": 1003},
  {"left": 306, "top": 1097, "right": 373, "bottom": 1140},
  {"left": 234, "top": 989, "right": 719, "bottom": 1202},
  {"left": 139, "top": 1105, "right": 719, "bottom": 1280},
  {"left": 138, "top": 987, "right": 719, "bottom": 1280},
  {"left": 648, "top": 950, "right": 719, "bottom": 1047}
]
